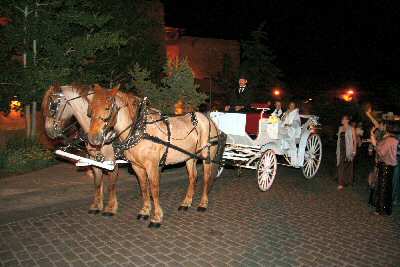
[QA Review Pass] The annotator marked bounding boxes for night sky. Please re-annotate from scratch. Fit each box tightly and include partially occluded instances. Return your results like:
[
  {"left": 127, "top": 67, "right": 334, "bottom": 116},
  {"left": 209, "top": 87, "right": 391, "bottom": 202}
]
[{"left": 163, "top": 0, "right": 399, "bottom": 92}]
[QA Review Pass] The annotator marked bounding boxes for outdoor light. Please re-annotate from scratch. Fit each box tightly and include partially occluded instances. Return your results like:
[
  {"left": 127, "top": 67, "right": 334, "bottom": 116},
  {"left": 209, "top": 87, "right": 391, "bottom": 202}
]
[
  {"left": 341, "top": 88, "right": 355, "bottom": 102},
  {"left": 273, "top": 88, "right": 281, "bottom": 97},
  {"left": 10, "top": 96, "right": 22, "bottom": 112},
  {"left": 342, "top": 94, "right": 353, "bottom": 102}
]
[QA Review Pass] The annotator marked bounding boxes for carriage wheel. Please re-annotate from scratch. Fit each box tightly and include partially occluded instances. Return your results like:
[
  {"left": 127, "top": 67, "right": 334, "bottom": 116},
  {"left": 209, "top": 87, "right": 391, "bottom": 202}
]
[
  {"left": 257, "top": 149, "right": 277, "bottom": 191},
  {"left": 302, "top": 134, "right": 322, "bottom": 179}
]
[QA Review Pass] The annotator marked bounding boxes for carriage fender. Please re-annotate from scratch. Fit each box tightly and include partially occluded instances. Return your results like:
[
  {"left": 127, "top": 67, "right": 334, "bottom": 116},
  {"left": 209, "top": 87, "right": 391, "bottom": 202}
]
[
  {"left": 297, "top": 129, "right": 312, "bottom": 166},
  {"left": 260, "top": 143, "right": 282, "bottom": 155}
]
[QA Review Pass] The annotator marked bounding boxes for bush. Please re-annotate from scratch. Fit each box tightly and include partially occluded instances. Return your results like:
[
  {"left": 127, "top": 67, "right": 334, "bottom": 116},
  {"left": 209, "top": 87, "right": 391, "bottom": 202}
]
[
  {"left": 129, "top": 58, "right": 207, "bottom": 114},
  {"left": 0, "top": 137, "right": 56, "bottom": 177}
]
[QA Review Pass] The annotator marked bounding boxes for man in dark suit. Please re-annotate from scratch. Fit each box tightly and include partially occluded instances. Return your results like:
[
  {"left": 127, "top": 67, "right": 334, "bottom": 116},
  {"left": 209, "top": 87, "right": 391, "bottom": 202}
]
[{"left": 229, "top": 78, "right": 252, "bottom": 110}]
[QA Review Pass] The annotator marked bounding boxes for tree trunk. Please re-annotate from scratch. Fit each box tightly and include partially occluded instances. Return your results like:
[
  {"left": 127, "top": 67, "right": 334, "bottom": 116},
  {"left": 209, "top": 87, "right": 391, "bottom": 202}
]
[
  {"left": 25, "top": 104, "right": 31, "bottom": 138},
  {"left": 31, "top": 101, "right": 37, "bottom": 137}
]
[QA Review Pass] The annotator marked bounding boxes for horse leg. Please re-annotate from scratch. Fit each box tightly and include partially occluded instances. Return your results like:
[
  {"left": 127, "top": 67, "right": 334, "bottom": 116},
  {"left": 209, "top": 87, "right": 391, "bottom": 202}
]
[
  {"left": 132, "top": 165, "right": 151, "bottom": 221},
  {"left": 102, "top": 166, "right": 119, "bottom": 217},
  {"left": 179, "top": 159, "right": 198, "bottom": 211},
  {"left": 147, "top": 165, "right": 163, "bottom": 228},
  {"left": 88, "top": 167, "right": 104, "bottom": 214}
]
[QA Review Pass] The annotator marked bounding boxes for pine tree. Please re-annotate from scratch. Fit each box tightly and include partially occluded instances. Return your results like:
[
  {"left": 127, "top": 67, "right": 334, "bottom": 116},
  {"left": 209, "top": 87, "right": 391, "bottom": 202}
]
[
  {"left": 130, "top": 59, "right": 206, "bottom": 114},
  {"left": 240, "top": 23, "right": 282, "bottom": 102}
]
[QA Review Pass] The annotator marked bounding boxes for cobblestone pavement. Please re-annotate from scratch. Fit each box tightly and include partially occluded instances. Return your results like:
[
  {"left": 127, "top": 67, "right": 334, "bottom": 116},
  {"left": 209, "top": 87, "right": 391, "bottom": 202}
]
[{"left": 0, "top": 165, "right": 399, "bottom": 267}]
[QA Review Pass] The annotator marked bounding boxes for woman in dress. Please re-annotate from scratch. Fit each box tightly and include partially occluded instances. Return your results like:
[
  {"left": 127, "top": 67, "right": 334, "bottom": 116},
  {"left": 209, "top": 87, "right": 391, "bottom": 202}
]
[
  {"left": 336, "top": 115, "right": 357, "bottom": 190},
  {"left": 281, "top": 101, "right": 301, "bottom": 166},
  {"left": 370, "top": 121, "right": 399, "bottom": 215}
]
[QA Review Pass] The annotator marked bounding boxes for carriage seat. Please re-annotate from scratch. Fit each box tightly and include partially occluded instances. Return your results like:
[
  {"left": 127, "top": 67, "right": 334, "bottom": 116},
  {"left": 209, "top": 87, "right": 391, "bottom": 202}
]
[{"left": 245, "top": 110, "right": 270, "bottom": 137}]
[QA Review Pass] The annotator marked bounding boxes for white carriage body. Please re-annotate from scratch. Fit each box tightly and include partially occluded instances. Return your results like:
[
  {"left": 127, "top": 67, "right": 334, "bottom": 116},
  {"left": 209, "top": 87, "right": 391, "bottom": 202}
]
[{"left": 210, "top": 110, "right": 322, "bottom": 191}]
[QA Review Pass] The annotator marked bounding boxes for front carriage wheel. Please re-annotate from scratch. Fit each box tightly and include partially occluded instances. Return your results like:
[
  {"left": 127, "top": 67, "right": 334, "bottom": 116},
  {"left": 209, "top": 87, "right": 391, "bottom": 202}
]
[
  {"left": 257, "top": 150, "right": 277, "bottom": 191},
  {"left": 302, "top": 134, "right": 322, "bottom": 179}
]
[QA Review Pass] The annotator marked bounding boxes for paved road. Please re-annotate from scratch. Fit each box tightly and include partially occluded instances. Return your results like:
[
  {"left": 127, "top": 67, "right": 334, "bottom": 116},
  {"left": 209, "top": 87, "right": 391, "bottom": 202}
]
[{"left": 0, "top": 162, "right": 399, "bottom": 266}]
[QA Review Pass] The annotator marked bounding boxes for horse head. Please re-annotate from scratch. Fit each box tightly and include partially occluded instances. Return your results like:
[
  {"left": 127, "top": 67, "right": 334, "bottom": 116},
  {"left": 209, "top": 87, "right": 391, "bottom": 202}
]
[
  {"left": 87, "top": 84, "right": 121, "bottom": 146},
  {"left": 42, "top": 84, "right": 74, "bottom": 139}
]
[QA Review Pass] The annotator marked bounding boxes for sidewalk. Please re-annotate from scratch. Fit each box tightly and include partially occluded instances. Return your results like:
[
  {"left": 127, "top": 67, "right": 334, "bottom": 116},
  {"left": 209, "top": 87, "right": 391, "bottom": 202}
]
[{"left": 0, "top": 162, "right": 190, "bottom": 224}]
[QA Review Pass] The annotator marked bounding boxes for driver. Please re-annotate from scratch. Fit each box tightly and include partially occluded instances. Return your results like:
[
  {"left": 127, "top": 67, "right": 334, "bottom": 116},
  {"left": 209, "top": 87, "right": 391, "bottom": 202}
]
[{"left": 280, "top": 101, "right": 301, "bottom": 166}]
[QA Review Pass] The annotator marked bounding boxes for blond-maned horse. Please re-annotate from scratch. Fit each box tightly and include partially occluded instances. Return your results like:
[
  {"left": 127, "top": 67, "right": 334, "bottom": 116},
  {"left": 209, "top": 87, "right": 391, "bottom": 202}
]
[
  {"left": 87, "top": 84, "right": 226, "bottom": 228},
  {"left": 42, "top": 84, "right": 121, "bottom": 216}
]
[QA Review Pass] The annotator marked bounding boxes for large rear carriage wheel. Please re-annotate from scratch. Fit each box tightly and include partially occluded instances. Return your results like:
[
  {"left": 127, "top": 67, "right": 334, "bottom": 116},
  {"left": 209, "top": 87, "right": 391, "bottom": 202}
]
[
  {"left": 302, "top": 134, "right": 322, "bottom": 179},
  {"left": 257, "top": 149, "right": 277, "bottom": 191}
]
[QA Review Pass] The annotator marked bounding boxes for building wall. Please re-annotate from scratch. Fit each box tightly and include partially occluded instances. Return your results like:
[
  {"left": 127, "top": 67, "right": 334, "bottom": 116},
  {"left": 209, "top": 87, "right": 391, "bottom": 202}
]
[{"left": 166, "top": 36, "right": 240, "bottom": 97}]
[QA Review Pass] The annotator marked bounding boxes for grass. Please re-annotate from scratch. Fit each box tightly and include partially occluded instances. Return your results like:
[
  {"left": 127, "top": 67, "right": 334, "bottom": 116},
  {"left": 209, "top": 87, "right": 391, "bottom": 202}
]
[{"left": 0, "top": 136, "right": 56, "bottom": 178}]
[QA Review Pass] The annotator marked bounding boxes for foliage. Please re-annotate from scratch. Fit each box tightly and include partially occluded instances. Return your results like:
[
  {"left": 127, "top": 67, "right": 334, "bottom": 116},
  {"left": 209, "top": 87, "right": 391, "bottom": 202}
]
[
  {"left": 130, "top": 58, "right": 207, "bottom": 114},
  {"left": 240, "top": 23, "right": 282, "bottom": 102},
  {"left": 214, "top": 54, "right": 238, "bottom": 99},
  {"left": 0, "top": 136, "right": 56, "bottom": 177},
  {"left": 0, "top": 0, "right": 164, "bottom": 111}
]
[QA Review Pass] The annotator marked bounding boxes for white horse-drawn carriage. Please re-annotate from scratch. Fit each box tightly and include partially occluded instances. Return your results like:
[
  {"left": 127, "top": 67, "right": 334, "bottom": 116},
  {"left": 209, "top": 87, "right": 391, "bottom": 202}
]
[{"left": 210, "top": 108, "right": 322, "bottom": 191}]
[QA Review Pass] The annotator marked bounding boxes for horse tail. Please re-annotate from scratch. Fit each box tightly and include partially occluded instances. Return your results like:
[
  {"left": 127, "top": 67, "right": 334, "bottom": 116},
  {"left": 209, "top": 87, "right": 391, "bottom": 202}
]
[
  {"left": 215, "top": 131, "right": 227, "bottom": 166},
  {"left": 210, "top": 127, "right": 227, "bottom": 180}
]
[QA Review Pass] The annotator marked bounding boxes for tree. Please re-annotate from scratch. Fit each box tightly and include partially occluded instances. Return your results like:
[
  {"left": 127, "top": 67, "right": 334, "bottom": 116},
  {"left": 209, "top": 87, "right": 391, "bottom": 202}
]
[
  {"left": 0, "top": 0, "right": 165, "bottom": 111},
  {"left": 214, "top": 54, "right": 238, "bottom": 102},
  {"left": 130, "top": 58, "right": 207, "bottom": 114},
  {"left": 240, "top": 23, "right": 281, "bottom": 102}
]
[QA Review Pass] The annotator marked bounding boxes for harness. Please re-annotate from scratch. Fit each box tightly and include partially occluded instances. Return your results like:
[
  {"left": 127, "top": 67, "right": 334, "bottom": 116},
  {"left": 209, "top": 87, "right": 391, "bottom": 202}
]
[
  {"left": 48, "top": 90, "right": 225, "bottom": 168},
  {"left": 111, "top": 98, "right": 222, "bottom": 168}
]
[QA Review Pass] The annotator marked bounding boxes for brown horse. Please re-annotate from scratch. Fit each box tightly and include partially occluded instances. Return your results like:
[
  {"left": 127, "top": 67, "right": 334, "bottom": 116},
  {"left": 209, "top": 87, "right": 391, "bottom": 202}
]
[
  {"left": 87, "top": 84, "right": 225, "bottom": 227},
  {"left": 42, "top": 84, "right": 121, "bottom": 216}
]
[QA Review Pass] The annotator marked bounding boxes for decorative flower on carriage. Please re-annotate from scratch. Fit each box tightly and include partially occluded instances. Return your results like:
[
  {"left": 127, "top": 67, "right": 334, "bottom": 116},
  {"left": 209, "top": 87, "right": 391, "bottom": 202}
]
[{"left": 267, "top": 114, "right": 280, "bottom": 124}]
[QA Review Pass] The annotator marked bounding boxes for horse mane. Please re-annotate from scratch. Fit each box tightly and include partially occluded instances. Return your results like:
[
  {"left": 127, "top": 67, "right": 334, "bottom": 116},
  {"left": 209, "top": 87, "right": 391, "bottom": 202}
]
[
  {"left": 42, "top": 83, "right": 61, "bottom": 117},
  {"left": 70, "top": 83, "right": 92, "bottom": 102},
  {"left": 116, "top": 91, "right": 141, "bottom": 121}
]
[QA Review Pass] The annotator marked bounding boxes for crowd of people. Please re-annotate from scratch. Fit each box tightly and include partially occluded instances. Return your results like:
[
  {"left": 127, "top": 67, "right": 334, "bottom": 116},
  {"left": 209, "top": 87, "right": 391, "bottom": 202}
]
[{"left": 336, "top": 107, "right": 400, "bottom": 216}]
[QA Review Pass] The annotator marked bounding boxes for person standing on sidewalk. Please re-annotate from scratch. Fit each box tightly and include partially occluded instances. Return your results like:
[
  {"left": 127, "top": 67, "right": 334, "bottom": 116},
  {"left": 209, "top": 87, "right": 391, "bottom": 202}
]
[
  {"left": 336, "top": 115, "right": 357, "bottom": 190},
  {"left": 370, "top": 121, "right": 399, "bottom": 215},
  {"left": 392, "top": 133, "right": 400, "bottom": 206}
]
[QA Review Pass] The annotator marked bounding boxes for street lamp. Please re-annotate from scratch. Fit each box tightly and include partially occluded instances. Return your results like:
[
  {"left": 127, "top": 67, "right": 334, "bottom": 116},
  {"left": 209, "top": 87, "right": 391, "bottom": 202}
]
[
  {"left": 341, "top": 88, "right": 356, "bottom": 102},
  {"left": 272, "top": 87, "right": 282, "bottom": 99}
]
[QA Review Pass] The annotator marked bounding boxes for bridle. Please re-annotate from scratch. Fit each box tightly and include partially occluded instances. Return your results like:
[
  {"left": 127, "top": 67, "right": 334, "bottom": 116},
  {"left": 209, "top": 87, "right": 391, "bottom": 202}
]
[
  {"left": 47, "top": 89, "right": 94, "bottom": 138},
  {"left": 87, "top": 96, "right": 120, "bottom": 144}
]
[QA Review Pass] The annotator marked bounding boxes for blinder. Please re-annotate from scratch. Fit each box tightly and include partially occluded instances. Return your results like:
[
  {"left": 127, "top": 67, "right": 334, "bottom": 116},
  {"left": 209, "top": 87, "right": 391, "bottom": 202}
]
[
  {"left": 48, "top": 92, "right": 65, "bottom": 119},
  {"left": 90, "top": 96, "right": 120, "bottom": 144}
]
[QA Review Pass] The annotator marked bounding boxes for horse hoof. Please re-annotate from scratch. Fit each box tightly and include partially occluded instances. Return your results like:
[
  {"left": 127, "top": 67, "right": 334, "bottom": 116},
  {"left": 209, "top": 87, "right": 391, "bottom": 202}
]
[
  {"left": 137, "top": 214, "right": 149, "bottom": 221},
  {"left": 148, "top": 222, "right": 161, "bottom": 228},
  {"left": 197, "top": 207, "right": 207, "bottom": 212},
  {"left": 102, "top": 212, "right": 114, "bottom": 217},
  {"left": 88, "top": 209, "right": 100, "bottom": 214},
  {"left": 178, "top": 206, "right": 189, "bottom": 211}
]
